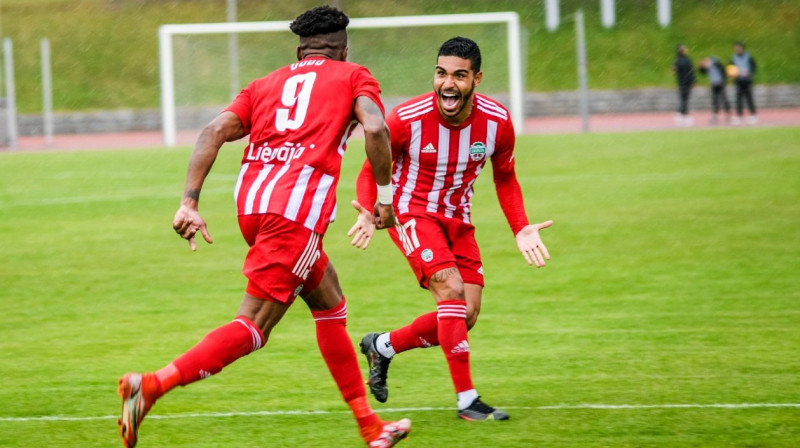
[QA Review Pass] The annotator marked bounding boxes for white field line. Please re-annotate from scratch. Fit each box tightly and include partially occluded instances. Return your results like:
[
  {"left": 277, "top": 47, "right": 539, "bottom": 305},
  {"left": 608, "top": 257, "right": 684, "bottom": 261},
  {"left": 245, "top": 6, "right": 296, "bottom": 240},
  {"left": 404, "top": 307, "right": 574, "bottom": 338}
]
[{"left": 1, "top": 403, "right": 798, "bottom": 423}]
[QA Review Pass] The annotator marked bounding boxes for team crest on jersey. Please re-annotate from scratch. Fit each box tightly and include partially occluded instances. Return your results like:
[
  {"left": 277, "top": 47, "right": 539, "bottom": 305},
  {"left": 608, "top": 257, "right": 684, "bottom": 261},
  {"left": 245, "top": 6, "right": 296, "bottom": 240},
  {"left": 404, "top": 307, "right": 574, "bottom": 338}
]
[
  {"left": 469, "top": 142, "right": 487, "bottom": 161},
  {"left": 421, "top": 249, "right": 434, "bottom": 262}
]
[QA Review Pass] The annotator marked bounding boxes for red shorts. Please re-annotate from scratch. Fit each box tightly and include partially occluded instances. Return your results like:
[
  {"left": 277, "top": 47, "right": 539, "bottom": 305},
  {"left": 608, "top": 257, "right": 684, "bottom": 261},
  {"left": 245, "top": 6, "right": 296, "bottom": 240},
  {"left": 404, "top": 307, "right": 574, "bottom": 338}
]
[
  {"left": 238, "top": 213, "right": 328, "bottom": 304},
  {"left": 388, "top": 213, "right": 484, "bottom": 289}
]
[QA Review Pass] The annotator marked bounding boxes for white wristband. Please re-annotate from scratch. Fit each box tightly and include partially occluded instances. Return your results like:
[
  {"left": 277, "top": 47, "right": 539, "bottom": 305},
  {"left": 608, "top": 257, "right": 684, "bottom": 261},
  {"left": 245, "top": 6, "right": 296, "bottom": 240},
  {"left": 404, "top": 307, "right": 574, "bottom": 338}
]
[{"left": 377, "top": 184, "right": 393, "bottom": 205}]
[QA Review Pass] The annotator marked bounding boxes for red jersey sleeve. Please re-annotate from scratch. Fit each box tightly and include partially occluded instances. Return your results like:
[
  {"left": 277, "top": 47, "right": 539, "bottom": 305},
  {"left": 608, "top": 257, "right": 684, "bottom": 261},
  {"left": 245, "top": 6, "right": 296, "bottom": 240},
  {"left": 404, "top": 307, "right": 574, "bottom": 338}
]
[
  {"left": 351, "top": 66, "right": 385, "bottom": 116},
  {"left": 491, "top": 119, "right": 529, "bottom": 235},
  {"left": 224, "top": 83, "right": 254, "bottom": 134}
]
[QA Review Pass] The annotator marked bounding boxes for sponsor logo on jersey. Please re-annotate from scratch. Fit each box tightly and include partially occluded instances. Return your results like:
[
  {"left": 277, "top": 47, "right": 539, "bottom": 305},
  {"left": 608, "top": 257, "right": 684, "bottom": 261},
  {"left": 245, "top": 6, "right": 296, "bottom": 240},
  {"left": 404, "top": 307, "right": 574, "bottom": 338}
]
[
  {"left": 245, "top": 141, "right": 316, "bottom": 165},
  {"left": 450, "top": 340, "right": 470, "bottom": 354},
  {"left": 469, "top": 142, "right": 487, "bottom": 161},
  {"left": 421, "top": 142, "right": 437, "bottom": 153},
  {"left": 421, "top": 248, "right": 434, "bottom": 262}
]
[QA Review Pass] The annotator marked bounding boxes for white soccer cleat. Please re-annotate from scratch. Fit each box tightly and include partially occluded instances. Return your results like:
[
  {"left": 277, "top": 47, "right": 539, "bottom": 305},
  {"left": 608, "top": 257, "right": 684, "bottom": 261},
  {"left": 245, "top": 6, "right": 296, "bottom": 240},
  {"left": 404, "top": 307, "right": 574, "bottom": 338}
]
[
  {"left": 368, "top": 418, "right": 411, "bottom": 447},
  {"left": 117, "top": 373, "right": 157, "bottom": 448}
]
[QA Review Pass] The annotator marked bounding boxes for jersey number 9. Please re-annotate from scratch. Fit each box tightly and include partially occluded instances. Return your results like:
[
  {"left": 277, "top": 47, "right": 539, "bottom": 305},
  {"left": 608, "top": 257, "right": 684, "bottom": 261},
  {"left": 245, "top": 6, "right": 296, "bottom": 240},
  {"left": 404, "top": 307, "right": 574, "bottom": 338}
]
[{"left": 276, "top": 72, "right": 317, "bottom": 131}]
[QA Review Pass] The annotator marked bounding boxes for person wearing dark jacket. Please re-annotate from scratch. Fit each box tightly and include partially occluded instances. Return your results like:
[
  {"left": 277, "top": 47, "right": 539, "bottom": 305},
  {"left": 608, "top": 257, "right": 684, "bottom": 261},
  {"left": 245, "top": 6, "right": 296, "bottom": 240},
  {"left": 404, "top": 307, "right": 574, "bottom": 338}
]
[
  {"left": 673, "top": 44, "right": 695, "bottom": 126},
  {"left": 699, "top": 56, "right": 731, "bottom": 124},
  {"left": 730, "top": 41, "right": 758, "bottom": 124}
]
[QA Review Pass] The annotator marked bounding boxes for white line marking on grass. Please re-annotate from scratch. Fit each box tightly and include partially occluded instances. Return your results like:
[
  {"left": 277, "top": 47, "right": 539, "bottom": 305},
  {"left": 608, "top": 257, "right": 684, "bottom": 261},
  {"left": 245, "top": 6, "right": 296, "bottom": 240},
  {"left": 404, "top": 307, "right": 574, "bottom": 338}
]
[{"left": 1, "top": 403, "right": 798, "bottom": 423}]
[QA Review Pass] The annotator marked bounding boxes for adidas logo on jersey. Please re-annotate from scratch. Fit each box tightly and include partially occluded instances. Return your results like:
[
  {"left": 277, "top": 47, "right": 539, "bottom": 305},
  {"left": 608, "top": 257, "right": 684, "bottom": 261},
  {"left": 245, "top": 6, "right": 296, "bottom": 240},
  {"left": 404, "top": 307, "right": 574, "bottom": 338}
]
[
  {"left": 421, "top": 142, "right": 437, "bottom": 153},
  {"left": 450, "top": 340, "right": 470, "bottom": 354}
]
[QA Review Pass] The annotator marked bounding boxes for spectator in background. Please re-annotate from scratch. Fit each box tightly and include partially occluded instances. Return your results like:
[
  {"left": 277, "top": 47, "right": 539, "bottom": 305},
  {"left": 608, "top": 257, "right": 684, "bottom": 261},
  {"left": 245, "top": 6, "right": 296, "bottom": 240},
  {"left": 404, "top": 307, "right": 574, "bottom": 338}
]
[
  {"left": 699, "top": 56, "right": 731, "bottom": 124},
  {"left": 673, "top": 44, "right": 695, "bottom": 126},
  {"left": 730, "top": 41, "right": 758, "bottom": 125}
]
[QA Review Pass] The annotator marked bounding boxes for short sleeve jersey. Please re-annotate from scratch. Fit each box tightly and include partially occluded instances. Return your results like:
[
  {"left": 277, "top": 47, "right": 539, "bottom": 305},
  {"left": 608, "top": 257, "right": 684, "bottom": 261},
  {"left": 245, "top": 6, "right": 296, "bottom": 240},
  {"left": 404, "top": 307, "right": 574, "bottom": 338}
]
[
  {"left": 386, "top": 92, "right": 516, "bottom": 224},
  {"left": 226, "top": 57, "right": 383, "bottom": 234}
]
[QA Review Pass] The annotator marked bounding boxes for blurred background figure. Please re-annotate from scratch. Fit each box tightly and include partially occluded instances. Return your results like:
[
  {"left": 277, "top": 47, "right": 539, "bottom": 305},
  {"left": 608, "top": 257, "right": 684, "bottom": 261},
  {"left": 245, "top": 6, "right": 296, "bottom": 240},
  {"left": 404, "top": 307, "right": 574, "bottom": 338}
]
[
  {"left": 673, "top": 44, "right": 695, "bottom": 126},
  {"left": 729, "top": 41, "right": 758, "bottom": 125},
  {"left": 699, "top": 56, "right": 731, "bottom": 124}
]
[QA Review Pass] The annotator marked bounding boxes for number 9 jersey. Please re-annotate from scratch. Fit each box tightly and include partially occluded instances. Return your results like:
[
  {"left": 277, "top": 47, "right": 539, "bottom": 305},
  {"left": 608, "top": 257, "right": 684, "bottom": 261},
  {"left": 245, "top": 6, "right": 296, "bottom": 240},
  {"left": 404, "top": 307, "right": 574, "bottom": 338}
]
[{"left": 225, "top": 57, "right": 384, "bottom": 235}]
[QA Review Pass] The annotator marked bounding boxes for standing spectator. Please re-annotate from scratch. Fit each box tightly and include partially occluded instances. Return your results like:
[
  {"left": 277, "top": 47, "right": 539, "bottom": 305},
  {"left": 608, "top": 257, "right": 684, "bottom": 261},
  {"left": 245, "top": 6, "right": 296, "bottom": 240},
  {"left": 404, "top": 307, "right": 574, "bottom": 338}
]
[
  {"left": 673, "top": 44, "right": 696, "bottom": 126},
  {"left": 730, "top": 41, "right": 758, "bottom": 125},
  {"left": 699, "top": 56, "right": 731, "bottom": 124}
]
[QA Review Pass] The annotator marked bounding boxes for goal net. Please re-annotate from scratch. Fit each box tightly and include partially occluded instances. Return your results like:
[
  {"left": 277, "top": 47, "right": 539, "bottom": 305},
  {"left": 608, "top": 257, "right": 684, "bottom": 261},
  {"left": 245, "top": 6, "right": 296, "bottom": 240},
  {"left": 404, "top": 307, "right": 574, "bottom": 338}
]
[{"left": 159, "top": 12, "right": 523, "bottom": 147}]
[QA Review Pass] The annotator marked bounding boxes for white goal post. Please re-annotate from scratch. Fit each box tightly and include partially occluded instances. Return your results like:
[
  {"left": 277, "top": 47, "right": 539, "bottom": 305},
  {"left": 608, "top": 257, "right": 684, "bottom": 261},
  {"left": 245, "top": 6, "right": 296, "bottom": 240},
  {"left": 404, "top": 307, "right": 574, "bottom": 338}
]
[{"left": 159, "top": 12, "right": 524, "bottom": 147}]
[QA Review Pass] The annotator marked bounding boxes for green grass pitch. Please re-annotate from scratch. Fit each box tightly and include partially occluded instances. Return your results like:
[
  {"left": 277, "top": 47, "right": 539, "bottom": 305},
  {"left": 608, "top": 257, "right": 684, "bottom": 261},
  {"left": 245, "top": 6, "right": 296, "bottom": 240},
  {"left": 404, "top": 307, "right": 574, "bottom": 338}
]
[{"left": 1, "top": 127, "right": 799, "bottom": 447}]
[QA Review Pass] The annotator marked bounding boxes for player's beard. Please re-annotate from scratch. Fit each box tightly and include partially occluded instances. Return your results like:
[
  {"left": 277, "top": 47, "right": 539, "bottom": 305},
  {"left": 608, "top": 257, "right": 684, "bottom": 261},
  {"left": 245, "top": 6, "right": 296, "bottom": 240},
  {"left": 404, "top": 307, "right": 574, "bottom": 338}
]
[{"left": 438, "top": 81, "right": 476, "bottom": 120}]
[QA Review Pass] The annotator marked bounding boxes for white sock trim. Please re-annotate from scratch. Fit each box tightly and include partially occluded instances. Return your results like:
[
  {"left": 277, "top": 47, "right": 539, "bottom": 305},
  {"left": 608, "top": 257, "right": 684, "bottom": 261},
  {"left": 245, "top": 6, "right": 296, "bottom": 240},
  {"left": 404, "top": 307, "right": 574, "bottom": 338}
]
[
  {"left": 375, "top": 332, "right": 396, "bottom": 358},
  {"left": 457, "top": 389, "right": 479, "bottom": 410}
]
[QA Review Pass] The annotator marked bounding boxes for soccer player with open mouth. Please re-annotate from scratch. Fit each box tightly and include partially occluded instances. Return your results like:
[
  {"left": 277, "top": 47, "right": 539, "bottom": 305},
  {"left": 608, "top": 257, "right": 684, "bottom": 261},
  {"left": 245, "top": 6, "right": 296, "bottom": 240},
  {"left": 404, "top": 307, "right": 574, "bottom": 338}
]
[{"left": 350, "top": 37, "right": 553, "bottom": 421}]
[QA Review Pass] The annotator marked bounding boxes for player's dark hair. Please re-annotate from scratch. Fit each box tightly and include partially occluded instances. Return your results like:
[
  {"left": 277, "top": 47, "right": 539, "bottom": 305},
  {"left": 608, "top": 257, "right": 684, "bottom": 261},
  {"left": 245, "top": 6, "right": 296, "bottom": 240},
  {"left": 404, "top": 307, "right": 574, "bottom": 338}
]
[
  {"left": 734, "top": 40, "right": 745, "bottom": 48},
  {"left": 290, "top": 5, "right": 349, "bottom": 38},
  {"left": 438, "top": 37, "right": 482, "bottom": 73}
]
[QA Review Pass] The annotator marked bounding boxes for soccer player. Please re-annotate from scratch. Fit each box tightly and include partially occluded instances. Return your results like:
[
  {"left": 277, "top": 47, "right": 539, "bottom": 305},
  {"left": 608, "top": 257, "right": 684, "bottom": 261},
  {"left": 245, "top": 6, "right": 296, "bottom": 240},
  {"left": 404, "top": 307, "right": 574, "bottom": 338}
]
[
  {"left": 349, "top": 37, "right": 552, "bottom": 421},
  {"left": 116, "top": 6, "right": 410, "bottom": 448}
]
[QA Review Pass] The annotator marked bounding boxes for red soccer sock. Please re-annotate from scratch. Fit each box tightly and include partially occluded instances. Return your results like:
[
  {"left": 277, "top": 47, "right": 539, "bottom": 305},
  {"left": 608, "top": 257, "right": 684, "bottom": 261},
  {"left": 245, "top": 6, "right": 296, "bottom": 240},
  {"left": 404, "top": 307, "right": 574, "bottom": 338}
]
[
  {"left": 389, "top": 311, "right": 440, "bottom": 353},
  {"left": 312, "top": 298, "right": 380, "bottom": 439},
  {"left": 171, "top": 316, "right": 265, "bottom": 387},
  {"left": 437, "top": 300, "right": 474, "bottom": 393},
  {"left": 347, "top": 396, "right": 383, "bottom": 441}
]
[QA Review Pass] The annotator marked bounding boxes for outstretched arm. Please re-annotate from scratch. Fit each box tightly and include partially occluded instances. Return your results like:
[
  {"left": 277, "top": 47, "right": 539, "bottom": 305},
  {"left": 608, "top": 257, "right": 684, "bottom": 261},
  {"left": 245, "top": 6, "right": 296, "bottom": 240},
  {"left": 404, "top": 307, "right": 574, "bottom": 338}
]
[
  {"left": 353, "top": 96, "right": 395, "bottom": 230},
  {"left": 173, "top": 111, "right": 245, "bottom": 251}
]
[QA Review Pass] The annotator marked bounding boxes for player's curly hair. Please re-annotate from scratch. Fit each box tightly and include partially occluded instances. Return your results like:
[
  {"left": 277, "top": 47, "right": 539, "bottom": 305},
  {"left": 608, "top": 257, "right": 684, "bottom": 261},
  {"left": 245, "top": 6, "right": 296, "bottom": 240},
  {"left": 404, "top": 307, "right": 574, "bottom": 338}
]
[
  {"left": 290, "top": 5, "right": 349, "bottom": 37},
  {"left": 438, "top": 37, "right": 482, "bottom": 73}
]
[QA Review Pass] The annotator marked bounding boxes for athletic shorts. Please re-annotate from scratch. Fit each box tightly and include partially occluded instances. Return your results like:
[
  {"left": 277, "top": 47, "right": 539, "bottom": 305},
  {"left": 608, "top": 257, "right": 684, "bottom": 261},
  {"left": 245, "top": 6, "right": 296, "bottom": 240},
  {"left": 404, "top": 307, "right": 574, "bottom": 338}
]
[
  {"left": 387, "top": 213, "right": 484, "bottom": 289},
  {"left": 238, "top": 213, "right": 328, "bottom": 304}
]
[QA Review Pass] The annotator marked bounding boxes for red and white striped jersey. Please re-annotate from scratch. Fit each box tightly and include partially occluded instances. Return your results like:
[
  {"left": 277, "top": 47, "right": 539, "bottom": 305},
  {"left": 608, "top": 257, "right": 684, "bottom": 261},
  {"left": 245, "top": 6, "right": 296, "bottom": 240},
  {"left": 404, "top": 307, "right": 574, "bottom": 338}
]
[
  {"left": 386, "top": 92, "right": 518, "bottom": 225},
  {"left": 225, "top": 57, "right": 383, "bottom": 234}
]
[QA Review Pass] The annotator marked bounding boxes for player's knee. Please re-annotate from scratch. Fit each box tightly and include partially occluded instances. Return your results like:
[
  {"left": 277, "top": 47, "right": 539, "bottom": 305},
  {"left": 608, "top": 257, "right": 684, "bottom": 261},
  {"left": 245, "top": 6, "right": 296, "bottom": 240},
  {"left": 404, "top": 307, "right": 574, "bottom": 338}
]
[
  {"left": 435, "top": 278, "right": 465, "bottom": 301},
  {"left": 429, "top": 267, "right": 465, "bottom": 301},
  {"left": 466, "top": 306, "right": 480, "bottom": 330}
]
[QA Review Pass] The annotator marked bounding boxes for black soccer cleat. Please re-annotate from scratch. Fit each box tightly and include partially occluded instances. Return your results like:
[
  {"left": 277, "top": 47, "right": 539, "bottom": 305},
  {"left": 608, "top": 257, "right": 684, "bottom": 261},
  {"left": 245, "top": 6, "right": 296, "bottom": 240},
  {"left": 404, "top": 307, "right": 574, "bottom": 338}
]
[
  {"left": 457, "top": 397, "right": 510, "bottom": 421},
  {"left": 359, "top": 332, "right": 392, "bottom": 403}
]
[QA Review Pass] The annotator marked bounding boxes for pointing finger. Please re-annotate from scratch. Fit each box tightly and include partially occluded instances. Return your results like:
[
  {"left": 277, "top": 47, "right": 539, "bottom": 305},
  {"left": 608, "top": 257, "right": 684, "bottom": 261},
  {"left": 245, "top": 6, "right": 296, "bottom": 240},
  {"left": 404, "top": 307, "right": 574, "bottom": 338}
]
[{"left": 200, "top": 225, "right": 213, "bottom": 244}]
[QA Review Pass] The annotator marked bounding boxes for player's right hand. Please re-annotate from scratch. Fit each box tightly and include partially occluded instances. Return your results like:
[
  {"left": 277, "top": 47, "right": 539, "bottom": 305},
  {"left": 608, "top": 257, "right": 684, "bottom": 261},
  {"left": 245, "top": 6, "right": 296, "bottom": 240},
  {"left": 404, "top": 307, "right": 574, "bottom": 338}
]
[
  {"left": 347, "top": 200, "right": 376, "bottom": 249},
  {"left": 172, "top": 205, "right": 213, "bottom": 251},
  {"left": 374, "top": 203, "right": 396, "bottom": 229}
]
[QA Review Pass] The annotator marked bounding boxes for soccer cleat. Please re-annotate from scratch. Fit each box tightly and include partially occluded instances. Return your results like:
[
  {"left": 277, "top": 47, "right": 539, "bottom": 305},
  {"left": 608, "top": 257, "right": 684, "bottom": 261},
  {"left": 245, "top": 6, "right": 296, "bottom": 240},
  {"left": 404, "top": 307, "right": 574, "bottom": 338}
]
[
  {"left": 457, "top": 397, "right": 510, "bottom": 421},
  {"left": 360, "top": 332, "right": 392, "bottom": 403},
  {"left": 368, "top": 418, "right": 411, "bottom": 447},
  {"left": 117, "top": 373, "right": 158, "bottom": 448}
]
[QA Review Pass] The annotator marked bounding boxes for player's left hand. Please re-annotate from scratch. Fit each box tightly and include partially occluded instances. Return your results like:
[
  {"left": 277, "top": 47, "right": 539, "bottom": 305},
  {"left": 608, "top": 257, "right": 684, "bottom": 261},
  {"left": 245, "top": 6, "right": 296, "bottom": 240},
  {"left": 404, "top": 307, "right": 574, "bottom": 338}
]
[
  {"left": 515, "top": 220, "right": 553, "bottom": 267},
  {"left": 347, "top": 200, "right": 376, "bottom": 249}
]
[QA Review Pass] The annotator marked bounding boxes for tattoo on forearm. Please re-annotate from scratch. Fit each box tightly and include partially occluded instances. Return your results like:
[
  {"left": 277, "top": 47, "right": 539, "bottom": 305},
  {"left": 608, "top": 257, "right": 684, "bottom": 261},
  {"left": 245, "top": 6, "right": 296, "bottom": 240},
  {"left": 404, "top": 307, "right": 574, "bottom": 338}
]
[
  {"left": 185, "top": 189, "right": 200, "bottom": 201},
  {"left": 431, "top": 267, "right": 459, "bottom": 283}
]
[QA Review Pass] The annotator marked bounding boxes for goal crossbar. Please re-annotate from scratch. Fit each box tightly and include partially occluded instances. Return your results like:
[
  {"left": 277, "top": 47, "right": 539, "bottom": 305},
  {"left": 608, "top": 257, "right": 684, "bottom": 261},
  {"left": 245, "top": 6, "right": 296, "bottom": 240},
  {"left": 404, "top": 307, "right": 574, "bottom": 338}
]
[{"left": 159, "top": 12, "right": 523, "bottom": 147}]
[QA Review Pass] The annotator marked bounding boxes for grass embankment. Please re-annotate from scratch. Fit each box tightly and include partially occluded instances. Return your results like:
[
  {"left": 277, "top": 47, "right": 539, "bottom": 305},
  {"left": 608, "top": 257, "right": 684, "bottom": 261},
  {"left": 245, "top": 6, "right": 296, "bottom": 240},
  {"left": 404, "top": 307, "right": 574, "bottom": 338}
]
[{"left": 2, "top": 0, "right": 798, "bottom": 112}]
